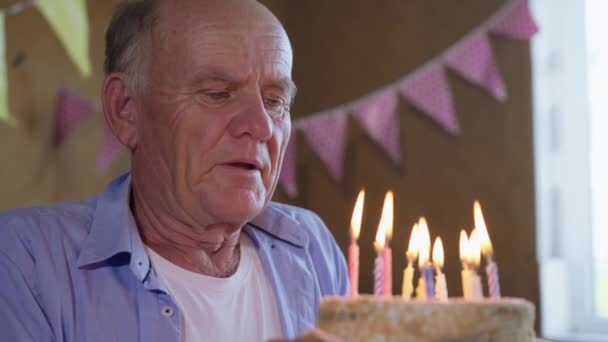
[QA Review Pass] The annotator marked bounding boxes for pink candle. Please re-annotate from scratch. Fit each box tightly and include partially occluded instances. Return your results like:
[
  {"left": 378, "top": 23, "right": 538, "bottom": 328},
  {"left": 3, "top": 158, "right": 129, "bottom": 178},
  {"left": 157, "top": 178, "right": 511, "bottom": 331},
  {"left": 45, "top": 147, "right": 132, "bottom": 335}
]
[
  {"left": 374, "top": 190, "right": 393, "bottom": 297},
  {"left": 373, "top": 251, "right": 384, "bottom": 296},
  {"left": 473, "top": 200, "right": 501, "bottom": 299},
  {"left": 382, "top": 246, "right": 392, "bottom": 296},
  {"left": 348, "top": 240, "right": 360, "bottom": 297},
  {"left": 349, "top": 190, "right": 365, "bottom": 297}
]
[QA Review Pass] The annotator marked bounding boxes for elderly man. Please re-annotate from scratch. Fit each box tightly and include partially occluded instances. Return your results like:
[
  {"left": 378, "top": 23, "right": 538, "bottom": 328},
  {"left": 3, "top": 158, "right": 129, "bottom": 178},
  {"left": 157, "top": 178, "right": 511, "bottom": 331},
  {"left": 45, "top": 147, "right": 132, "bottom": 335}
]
[{"left": 0, "top": 0, "right": 348, "bottom": 341}]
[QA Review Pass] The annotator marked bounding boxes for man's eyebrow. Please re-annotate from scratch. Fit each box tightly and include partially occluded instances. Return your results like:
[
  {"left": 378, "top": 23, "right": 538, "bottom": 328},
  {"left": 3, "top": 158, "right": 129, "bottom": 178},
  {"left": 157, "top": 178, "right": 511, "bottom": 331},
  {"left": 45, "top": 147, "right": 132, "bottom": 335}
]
[
  {"left": 270, "top": 78, "right": 298, "bottom": 104},
  {"left": 193, "top": 68, "right": 239, "bottom": 83}
]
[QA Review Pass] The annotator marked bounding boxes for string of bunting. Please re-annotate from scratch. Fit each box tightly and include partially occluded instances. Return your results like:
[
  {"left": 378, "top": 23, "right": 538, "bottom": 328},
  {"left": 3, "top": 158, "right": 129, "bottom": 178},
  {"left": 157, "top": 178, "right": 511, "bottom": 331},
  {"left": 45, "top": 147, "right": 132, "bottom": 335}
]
[
  {"left": 0, "top": 0, "right": 91, "bottom": 126},
  {"left": 279, "top": 0, "right": 539, "bottom": 198},
  {"left": 2, "top": 0, "right": 538, "bottom": 181}
]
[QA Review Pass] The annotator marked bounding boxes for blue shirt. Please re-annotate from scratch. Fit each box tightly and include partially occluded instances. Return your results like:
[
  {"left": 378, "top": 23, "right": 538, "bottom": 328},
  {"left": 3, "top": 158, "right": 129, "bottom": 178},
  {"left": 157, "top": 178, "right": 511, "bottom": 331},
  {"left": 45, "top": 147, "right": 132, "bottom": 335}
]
[{"left": 0, "top": 173, "right": 349, "bottom": 341}]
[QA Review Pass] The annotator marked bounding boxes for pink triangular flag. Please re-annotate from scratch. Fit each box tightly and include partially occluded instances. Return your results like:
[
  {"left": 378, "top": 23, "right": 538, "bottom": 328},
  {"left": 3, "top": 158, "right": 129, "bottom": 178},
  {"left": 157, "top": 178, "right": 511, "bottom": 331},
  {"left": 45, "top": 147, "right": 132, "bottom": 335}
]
[
  {"left": 352, "top": 90, "right": 401, "bottom": 163},
  {"left": 279, "top": 136, "right": 298, "bottom": 198},
  {"left": 490, "top": 0, "right": 539, "bottom": 39},
  {"left": 298, "top": 110, "right": 348, "bottom": 182},
  {"left": 446, "top": 33, "right": 507, "bottom": 101},
  {"left": 398, "top": 65, "right": 460, "bottom": 134},
  {"left": 96, "top": 120, "right": 124, "bottom": 174},
  {"left": 53, "top": 88, "right": 94, "bottom": 146}
]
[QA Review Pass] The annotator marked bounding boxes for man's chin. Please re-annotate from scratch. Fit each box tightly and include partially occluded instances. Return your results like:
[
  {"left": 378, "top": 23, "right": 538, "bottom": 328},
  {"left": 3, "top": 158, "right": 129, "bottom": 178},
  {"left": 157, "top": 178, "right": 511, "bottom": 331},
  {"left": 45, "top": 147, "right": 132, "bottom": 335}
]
[{"left": 211, "top": 188, "right": 267, "bottom": 223}]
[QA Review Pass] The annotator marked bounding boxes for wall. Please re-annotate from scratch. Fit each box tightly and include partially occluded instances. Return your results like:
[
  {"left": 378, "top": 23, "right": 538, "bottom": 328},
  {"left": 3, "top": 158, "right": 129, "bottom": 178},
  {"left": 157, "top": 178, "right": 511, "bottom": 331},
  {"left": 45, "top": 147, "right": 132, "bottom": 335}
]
[{"left": 0, "top": 0, "right": 540, "bottom": 331}]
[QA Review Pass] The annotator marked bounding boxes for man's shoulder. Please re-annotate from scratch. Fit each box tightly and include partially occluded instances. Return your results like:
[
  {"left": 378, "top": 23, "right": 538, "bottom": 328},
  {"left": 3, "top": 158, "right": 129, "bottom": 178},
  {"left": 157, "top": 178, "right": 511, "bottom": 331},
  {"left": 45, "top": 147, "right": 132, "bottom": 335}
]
[
  {"left": 0, "top": 198, "right": 98, "bottom": 264},
  {"left": 262, "top": 202, "right": 349, "bottom": 296},
  {"left": 265, "top": 201, "right": 321, "bottom": 223},
  {"left": 264, "top": 202, "right": 331, "bottom": 238}
]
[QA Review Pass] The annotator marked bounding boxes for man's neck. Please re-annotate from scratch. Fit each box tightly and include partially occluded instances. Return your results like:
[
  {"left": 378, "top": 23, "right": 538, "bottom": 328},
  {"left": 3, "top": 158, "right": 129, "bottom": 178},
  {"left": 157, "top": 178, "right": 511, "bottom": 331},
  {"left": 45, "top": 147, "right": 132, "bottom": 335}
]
[{"left": 131, "top": 192, "right": 242, "bottom": 278}]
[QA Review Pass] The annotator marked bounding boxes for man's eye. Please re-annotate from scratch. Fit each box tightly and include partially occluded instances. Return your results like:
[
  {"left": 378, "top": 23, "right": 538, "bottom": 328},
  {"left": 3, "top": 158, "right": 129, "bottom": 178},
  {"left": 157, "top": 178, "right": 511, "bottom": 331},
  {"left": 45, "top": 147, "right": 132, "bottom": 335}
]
[
  {"left": 264, "top": 97, "right": 286, "bottom": 110},
  {"left": 205, "top": 91, "right": 230, "bottom": 101}
]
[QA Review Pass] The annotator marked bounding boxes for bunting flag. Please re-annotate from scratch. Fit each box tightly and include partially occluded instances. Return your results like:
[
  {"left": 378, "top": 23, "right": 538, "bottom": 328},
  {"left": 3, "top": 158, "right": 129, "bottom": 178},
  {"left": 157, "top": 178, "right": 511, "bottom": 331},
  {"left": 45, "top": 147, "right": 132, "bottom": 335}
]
[
  {"left": 446, "top": 33, "right": 507, "bottom": 101},
  {"left": 0, "top": 13, "right": 15, "bottom": 126},
  {"left": 298, "top": 110, "right": 348, "bottom": 182},
  {"left": 96, "top": 120, "right": 124, "bottom": 174},
  {"left": 36, "top": 0, "right": 92, "bottom": 78},
  {"left": 399, "top": 65, "right": 460, "bottom": 135},
  {"left": 352, "top": 90, "right": 401, "bottom": 163},
  {"left": 489, "top": 0, "right": 539, "bottom": 39},
  {"left": 277, "top": 0, "right": 538, "bottom": 197},
  {"left": 53, "top": 88, "right": 94, "bottom": 146},
  {"left": 279, "top": 136, "right": 298, "bottom": 198}
]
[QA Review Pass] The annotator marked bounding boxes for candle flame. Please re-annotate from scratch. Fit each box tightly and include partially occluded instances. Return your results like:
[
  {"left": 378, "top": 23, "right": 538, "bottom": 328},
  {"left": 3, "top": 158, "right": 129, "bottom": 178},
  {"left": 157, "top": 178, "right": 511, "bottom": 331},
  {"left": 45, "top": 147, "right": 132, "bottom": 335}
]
[
  {"left": 473, "top": 200, "right": 494, "bottom": 256},
  {"left": 459, "top": 229, "right": 470, "bottom": 265},
  {"left": 432, "top": 236, "right": 444, "bottom": 269},
  {"left": 374, "top": 190, "right": 394, "bottom": 251},
  {"left": 418, "top": 245, "right": 429, "bottom": 269},
  {"left": 417, "top": 217, "right": 431, "bottom": 268},
  {"left": 469, "top": 228, "right": 481, "bottom": 268},
  {"left": 350, "top": 190, "right": 365, "bottom": 241},
  {"left": 384, "top": 191, "right": 394, "bottom": 241},
  {"left": 406, "top": 223, "right": 419, "bottom": 260}
]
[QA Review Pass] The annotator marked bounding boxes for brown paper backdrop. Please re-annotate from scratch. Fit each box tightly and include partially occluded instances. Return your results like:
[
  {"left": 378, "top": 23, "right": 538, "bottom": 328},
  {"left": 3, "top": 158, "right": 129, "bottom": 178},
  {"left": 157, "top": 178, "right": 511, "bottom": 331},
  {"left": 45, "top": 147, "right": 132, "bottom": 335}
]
[{"left": 0, "top": 0, "right": 540, "bottom": 331}]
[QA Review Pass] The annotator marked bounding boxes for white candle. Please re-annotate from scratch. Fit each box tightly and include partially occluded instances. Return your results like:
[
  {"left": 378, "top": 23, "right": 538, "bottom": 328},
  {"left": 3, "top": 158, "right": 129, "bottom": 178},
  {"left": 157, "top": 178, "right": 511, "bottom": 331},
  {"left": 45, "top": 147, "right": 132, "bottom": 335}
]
[
  {"left": 402, "top": 223, "right": 419, "bottom": 299},
  {"left": 459, "top": 229, "right": 473, "bottom": 300},
  {"left": 433, "top": 237, "right": 448, "bottom": 301},
  {"left": 435, "top": 273, "right": 448, "bottom": 301},
  {"left": 348, "top": 190, "right": 364, "bottom": 297},
  {"left": 469, "top": 228, "right": 484, "bottom": 300}
]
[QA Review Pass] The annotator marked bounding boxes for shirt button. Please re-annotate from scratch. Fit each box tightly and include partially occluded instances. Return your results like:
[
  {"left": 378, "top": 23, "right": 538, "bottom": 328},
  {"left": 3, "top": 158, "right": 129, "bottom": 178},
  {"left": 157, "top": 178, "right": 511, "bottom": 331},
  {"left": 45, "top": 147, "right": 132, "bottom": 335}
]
[{"left": 161, "top": 306, "right": 174, "bottom": 318}]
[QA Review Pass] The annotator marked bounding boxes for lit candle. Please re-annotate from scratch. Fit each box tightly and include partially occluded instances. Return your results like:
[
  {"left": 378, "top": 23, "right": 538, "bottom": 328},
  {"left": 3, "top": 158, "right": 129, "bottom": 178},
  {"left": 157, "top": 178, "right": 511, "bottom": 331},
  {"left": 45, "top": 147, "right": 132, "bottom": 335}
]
[
  {"left": 433, "top": 236, "right": 448, "bottom": 301},
  {"left": 348, "top": 190, "right": 364, "bottom": 297},
  {"left": 416, "top": 217, "right": 434, "bottom": 300},
  {"left": 374, "top": 191, "right": 393, "bottom": 297},
  {"left": 459, "top": 229, "right": 473, "bottom": 300},
  {"left": 402, "top": 223, "right": 419, "bottom": 299},
  {"left": 474, "top": 200, "right": 501, "bottom": 298},
  {"left": 469, "top": 228, "right": 484, "bottom": 300},
  {"left": 382, "top": 191, "right": 394, "bottom": 297}
]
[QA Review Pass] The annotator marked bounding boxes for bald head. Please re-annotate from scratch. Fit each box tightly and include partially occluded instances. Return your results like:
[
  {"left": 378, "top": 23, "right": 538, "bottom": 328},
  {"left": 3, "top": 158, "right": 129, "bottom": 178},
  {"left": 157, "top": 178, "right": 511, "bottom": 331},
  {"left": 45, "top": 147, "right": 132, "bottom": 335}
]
[{"left": 105, "top": 0, "right": 291, "bottom": 93}]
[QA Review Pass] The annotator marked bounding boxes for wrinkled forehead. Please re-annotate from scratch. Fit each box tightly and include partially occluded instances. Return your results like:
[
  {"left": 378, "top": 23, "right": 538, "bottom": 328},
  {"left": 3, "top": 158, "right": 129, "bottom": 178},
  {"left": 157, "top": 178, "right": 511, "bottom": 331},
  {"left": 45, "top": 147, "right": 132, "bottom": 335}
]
[{"left": 152, "top": 0, "right": 293, "bottom": 71}]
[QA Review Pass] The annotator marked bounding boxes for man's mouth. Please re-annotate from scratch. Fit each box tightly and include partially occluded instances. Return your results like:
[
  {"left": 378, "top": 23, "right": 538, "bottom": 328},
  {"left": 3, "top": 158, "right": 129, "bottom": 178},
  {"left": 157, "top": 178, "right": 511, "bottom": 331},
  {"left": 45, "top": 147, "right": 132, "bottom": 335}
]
[
  {"left": 226, "top": 162, "right": 259, "bottom": 171},
  {"left": 222, "top": 159, "right": 263, "bottom": 172}
]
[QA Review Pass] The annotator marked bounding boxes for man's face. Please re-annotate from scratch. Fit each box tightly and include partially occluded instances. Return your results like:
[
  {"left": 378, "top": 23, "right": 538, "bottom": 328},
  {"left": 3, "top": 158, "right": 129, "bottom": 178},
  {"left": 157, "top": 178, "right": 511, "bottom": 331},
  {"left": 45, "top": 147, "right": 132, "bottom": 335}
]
[{"left": 132, "top": 1, "right": 294, "bottom": 226}]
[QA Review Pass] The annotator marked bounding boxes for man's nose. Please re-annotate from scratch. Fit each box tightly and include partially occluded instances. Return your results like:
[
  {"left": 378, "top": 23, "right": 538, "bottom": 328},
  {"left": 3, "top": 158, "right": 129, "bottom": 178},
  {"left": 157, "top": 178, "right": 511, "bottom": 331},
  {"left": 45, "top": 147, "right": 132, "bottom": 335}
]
[{"left": 228, "top": 95, "right": 273, "bottom": 142}]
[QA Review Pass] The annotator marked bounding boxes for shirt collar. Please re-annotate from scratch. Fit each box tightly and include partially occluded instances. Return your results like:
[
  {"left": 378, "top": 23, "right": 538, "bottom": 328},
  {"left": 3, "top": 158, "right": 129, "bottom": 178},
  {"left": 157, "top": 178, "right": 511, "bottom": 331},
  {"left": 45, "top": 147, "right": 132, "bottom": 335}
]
[
  {"left": 76, "top": 173, "right": 143, "bottom": 266},
  {"left": 248, "top": 203, "right": 309, "bottom": 248},
  {"left": 76, "top": 172, "right": 308, "bottom": 269}
]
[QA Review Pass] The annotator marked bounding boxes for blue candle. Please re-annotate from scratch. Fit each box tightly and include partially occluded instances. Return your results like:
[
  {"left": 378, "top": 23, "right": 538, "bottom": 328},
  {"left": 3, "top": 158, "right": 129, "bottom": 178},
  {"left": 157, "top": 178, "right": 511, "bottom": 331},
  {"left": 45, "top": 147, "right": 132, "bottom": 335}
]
[{"left": 422, "top": 264, "right": 435, "bottom": 299}]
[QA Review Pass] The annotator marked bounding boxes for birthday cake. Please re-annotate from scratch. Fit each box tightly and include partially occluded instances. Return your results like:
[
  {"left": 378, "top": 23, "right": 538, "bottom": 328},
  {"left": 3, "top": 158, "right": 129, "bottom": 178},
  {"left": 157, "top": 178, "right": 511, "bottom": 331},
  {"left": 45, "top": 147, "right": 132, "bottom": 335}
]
[{"left": 317, "top": 295, "right": 535, "bottom": 342}]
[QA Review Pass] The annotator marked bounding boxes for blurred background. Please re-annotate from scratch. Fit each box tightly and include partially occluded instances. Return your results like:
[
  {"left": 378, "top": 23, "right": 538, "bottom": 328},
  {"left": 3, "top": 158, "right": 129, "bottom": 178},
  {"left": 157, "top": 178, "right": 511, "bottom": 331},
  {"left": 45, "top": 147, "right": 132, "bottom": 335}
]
[{"left": 0, "top": 0, "right": 605, "bottom": 340}]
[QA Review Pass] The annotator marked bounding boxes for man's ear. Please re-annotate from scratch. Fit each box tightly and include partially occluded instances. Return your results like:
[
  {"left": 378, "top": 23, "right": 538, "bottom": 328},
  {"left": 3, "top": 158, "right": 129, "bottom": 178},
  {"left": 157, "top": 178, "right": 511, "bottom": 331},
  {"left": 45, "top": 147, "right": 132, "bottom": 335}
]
[{"left": 101, "top": 73, "right": 138, "bottom": 149}]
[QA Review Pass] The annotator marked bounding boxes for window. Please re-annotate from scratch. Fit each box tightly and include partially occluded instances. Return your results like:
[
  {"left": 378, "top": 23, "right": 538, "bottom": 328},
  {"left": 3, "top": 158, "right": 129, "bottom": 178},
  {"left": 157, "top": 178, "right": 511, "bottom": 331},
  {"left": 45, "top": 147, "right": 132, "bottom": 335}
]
[
  {"left": 587, "top": 0, "right": 608, "bottom": 324},
  {"left": 532, "top": 0, "right": 608, "bottom": 340}
]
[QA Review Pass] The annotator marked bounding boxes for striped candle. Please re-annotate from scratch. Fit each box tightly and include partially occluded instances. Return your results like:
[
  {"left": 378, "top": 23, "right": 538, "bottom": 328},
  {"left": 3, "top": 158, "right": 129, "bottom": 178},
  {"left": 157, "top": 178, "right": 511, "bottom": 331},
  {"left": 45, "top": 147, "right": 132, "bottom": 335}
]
[
  {"left": 374, "top": 252, "right": 384, "bottom": 296},
  {"left": 486, "top": 260, "right": 501, "bottom": 298}
]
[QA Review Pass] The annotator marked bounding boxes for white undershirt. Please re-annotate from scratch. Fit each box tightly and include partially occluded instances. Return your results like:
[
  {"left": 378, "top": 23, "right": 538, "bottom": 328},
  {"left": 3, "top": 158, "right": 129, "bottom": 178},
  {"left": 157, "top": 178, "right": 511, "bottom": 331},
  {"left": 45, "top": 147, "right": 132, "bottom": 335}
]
[{"left": 145, "top": 234, "right": 283, "bottom": 342}]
